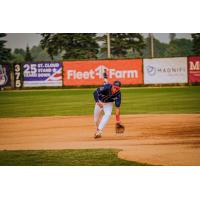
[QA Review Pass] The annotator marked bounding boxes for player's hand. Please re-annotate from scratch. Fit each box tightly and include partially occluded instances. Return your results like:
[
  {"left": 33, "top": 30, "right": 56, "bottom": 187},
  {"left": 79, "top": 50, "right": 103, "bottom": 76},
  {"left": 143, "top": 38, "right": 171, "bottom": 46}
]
[{"left": 97, "top": 101, "right": 104, "bottom": 108}]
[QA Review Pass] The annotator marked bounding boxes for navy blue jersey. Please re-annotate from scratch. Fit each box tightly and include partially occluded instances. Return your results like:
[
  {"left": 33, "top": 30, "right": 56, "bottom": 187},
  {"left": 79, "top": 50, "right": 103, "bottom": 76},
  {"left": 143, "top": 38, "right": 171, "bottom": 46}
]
[{"left": 93, "top": 84, "right": 121, "bottom": 107}]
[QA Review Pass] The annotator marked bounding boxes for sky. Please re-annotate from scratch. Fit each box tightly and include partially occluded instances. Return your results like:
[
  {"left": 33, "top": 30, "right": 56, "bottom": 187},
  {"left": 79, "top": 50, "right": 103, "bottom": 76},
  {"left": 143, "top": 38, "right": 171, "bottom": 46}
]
[{"left": 4, "top": 33, "right": 192, "bottom": 50}]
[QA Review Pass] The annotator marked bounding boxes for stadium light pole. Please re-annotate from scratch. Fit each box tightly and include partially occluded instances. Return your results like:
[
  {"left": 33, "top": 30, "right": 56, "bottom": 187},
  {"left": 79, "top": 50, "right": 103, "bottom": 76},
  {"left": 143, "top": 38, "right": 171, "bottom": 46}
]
[
  {"left": 107, "top": 33, "right": 111, "bottom": 58},
  {"left": 150, "top": 33, "right": 154, "bottom": 58}
]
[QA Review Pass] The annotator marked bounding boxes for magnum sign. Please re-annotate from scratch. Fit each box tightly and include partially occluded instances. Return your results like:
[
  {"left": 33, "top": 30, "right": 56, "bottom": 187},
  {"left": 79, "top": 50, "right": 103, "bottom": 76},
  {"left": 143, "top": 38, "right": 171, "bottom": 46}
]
[
  {"left": 188, "top": 56, "right": 200, "bottom": 83},
  {"left": 144, "top": 57, "right": 188, "bottom": 84},
  {"left": 63, "top": 59, "right": 143, "bottom": 86}
]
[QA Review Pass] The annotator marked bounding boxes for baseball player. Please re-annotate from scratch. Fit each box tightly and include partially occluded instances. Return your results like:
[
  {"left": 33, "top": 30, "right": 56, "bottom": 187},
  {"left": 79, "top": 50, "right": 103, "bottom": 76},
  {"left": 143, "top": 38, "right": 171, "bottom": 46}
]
[{"left": 93, "top": 80, "right": 124, "bottom": 139}]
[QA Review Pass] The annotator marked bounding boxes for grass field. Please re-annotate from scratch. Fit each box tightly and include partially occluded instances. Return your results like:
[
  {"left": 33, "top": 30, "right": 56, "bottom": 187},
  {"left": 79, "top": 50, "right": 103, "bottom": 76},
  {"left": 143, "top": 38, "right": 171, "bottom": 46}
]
[
  {"left": 0, "top": 86, "right": 199, "bottom": 166},
  {"left": 0, "top": 149, "right": 149, "bottom": 166},
  {"left": 0, "top": 86, "right": 200, "bottom": 117}
]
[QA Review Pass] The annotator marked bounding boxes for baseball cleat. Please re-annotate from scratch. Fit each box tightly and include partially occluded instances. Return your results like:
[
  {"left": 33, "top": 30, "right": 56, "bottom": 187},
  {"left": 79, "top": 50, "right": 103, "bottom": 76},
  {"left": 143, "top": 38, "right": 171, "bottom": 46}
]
[{"left": 94, "top": 129, "right": 102, "bottom": 139}]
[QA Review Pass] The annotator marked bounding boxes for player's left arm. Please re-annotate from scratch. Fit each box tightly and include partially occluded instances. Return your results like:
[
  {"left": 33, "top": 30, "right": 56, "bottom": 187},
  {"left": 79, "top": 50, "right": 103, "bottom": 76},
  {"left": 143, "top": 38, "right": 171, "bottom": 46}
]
[
  {"left": 115, "top": 92, "right": 125, "bottom": 133},
  {"left": 115, "top": 107, "right": 121, "bottom": 123},
  {"left": 115, "top": 92, "right": 121, "bottom": 123}
]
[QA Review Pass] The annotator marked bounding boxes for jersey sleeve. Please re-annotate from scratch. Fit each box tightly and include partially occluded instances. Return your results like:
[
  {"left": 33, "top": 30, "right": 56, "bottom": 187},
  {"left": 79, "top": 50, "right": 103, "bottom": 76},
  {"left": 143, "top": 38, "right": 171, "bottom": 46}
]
[
  {"left": 93, "top": 84, "right": 112, "bottom": 103},
  {"left": 97, "top": 84, "right": 110, "bottom": 93},
  {"left": 115, "top": 92, "right": 121, "bottom": 107},
  {"left": 93, "top": 84, "right": 109, "bottom": 102},
  {"left": 93, "top": 90, "right": 99, "bottom": 102}
]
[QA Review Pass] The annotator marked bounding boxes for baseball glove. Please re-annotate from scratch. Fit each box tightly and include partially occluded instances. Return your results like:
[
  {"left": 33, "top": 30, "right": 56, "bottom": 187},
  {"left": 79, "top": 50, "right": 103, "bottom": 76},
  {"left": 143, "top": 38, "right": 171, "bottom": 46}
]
[{"left": 115, "top": 123, "right": 125, "bottom": 134}]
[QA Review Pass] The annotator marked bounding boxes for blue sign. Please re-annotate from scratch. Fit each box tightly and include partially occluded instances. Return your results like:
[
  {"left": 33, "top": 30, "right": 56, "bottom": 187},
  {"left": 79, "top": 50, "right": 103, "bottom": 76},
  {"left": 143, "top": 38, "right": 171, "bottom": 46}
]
[{"left": 23, "top": 62, "right": 62, "bottom": 87}]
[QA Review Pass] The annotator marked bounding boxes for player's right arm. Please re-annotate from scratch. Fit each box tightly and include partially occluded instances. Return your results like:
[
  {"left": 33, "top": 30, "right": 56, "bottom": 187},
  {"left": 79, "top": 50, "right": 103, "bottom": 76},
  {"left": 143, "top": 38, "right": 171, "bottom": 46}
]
[{"left": 103, "top": 69, "right": 108, "bottom": 84}]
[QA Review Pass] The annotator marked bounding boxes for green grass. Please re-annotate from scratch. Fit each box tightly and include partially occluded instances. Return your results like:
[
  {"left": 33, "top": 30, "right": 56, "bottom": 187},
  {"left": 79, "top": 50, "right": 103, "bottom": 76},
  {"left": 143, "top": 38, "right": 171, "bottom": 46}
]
[
  {"left": 0, "top": 149, "right": 149, "bottom": 166},
  {"left": 0, "top": 86, "right": 200, "bottom": 117}
]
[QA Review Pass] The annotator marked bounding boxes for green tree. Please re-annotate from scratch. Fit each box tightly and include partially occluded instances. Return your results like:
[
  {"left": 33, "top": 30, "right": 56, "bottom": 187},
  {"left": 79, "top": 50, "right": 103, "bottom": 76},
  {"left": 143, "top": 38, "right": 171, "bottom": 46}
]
[
  {"left": 165, "top": 38, "right": 192, "bottom": 57},
  {"left": 143, "top": 36, "right": 192, "bottom": 58},
  {"left": 169, "top": 33, "right": 176, "bottom": 42},
  {"left": 97, "top": 44, "right": 107, "bottom": 59},
  {"left": 0, "top": 33, "right": 12, "bottom": 63},
  {"left": 25, "top": 45, "right": 33, "bottom": 62},
  {"left": 142, "top": 36, "right": 168, "bottom": 58},
  {"left": 99, "top": 33, "right": 145, "bottom": 58},
  {"left": 12, "top": 48, "right": 25, "bottom": 63},
  {"left": 30, "top": 45, "right": 55, "bottom": 61},
  {"left": 12, "top": 45, "right": 62, "bottom": 63},
  {"left": 40, "top": 33, "right": 99, "bottom": 60},
  {"left": 191, "top": 33, "right": 200, "bottom": 55}
]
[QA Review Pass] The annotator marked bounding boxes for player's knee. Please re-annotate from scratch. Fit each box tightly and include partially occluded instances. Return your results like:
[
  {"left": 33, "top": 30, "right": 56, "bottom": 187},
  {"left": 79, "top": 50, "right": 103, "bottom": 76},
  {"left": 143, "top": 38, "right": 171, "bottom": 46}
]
[
  {"left": 104, "top": 112, "right": 111, "bottom": 118},
  {"left": 94, "top": 117, "right": 98, "bottom": 123}
]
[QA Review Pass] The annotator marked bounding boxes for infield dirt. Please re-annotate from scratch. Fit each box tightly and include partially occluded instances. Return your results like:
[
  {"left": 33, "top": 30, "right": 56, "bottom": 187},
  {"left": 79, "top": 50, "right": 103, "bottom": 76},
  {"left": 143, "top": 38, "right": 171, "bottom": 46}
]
[{"left": 1, "top": 114, "right": 200, "bottom": 166}]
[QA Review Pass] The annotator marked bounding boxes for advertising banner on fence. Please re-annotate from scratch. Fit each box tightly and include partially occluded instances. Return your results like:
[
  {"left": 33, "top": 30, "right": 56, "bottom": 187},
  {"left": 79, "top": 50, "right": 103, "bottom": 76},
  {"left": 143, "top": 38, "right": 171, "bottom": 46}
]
[
  {"left": 23, "top": 62, "right": 62, "bottom": 87},
  {"left": 63, "top": 59, "right": 143, "bottom": 86},
  {"left": 143, "top": 57, "right": 188, "bottom": 84},
  {"left": 188, "top": 56, "right": 200, "bottom": 83},
  {"left": 0, "top": 64, "right": 10, "bottom": 87}
]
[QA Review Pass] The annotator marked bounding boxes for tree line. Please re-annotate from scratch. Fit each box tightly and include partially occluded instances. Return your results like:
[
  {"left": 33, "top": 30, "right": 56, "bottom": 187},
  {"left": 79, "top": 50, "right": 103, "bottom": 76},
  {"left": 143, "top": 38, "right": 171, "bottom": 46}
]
[{"left": 0, "top": 33, "right": 200, "bottom": 63}]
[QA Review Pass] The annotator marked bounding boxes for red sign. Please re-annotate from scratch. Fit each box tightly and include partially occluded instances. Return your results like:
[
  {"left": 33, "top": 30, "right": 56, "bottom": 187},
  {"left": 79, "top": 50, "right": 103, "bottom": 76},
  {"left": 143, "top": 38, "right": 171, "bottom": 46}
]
[
  {"left": 188, "top": 56, "right": 200, "bottom": 83},
  {"left": 63, "top": 59, "right": 143, "bottom": 86}
]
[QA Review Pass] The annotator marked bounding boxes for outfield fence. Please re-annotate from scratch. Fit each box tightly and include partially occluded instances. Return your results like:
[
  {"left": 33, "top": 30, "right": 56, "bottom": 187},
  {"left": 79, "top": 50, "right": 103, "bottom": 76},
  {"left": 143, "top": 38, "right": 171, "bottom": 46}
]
[{"left": 1, "top": 56, "right": 200, "bottom": 89}]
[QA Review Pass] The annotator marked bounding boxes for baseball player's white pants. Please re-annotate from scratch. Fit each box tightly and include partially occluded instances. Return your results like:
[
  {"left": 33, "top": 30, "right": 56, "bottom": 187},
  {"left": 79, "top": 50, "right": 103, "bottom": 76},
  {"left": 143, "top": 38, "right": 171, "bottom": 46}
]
[{"left": 94, "top": 102, "right": 113, "bottom": 131}]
